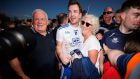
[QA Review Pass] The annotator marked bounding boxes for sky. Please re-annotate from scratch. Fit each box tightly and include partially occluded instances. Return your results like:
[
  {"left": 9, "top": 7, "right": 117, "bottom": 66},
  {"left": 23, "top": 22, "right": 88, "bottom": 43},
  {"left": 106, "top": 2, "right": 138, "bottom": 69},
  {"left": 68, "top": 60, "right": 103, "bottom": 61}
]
[{"left": 0, "top": 0, "right": 125, "bottom": 19}]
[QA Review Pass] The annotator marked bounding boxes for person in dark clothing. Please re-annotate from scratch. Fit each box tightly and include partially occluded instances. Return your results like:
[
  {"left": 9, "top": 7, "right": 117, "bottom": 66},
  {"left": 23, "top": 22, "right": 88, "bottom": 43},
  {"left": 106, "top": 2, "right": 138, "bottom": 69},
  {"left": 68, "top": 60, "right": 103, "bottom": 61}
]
[
  {"left": 105, "top": 30, "right": 140, "bottom": 79},
  {"left": 102, "top": 0, "right": 140, "bottom": 51},
  {"left": 100, "top": 0, "right": 140, "bottom": 78},
  {"left": 100, "top": 7, "right": 118, "bottom": 31},
  {"left": 5, "top": 9, "right": 58, "bottom": 79},
  {"left": 25, "top": 9, "right": 57, "bottom": 79},
  {"left": 26, "top": 28, "right": 56, "bottom": 79}
]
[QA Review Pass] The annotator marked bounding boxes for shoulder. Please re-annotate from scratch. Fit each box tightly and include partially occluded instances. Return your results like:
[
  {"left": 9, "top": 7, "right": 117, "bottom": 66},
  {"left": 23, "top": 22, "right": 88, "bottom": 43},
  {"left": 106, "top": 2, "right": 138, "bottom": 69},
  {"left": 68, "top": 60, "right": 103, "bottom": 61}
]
[
  {"left": 88, "top": 35, "right": 100, "bottom": 45},
  {"left": 104, "top": 28, "right": 119, "bottom": 37},
  {"left": 57, "top": 23, "right": 69, "bottom": 30},
  {"left": 90, "top": 35, "right": 99, "bottom": 41}
]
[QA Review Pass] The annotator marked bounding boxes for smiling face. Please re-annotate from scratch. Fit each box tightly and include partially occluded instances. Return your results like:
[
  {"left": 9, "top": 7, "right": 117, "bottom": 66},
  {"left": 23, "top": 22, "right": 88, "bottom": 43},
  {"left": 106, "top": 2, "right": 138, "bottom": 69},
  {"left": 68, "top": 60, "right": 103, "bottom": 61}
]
[
  {"left": 81, "top": 14, "right": 99, "bottom": 36},
  {"left": 103, "top": 7, "right": 114, "bottom": 24},
  {"left": 81, "top": 17, "right": 92, "bottom": 36},
  {"left": 33, "top": 11, "right": 48, "bottom": 34},
  {"left": 68, "top": 4, "right": 82, "bottom": 26}
]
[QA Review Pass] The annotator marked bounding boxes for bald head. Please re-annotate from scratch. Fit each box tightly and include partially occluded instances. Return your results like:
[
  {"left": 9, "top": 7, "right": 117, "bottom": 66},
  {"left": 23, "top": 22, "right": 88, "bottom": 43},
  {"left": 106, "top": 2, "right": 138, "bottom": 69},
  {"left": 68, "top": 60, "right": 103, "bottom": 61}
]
[
  {"left": 32, "top": 9, "right": 48, "bottom": 21},
  {"left": 104, "top": 7, "right": 113, "bottom": 12}
]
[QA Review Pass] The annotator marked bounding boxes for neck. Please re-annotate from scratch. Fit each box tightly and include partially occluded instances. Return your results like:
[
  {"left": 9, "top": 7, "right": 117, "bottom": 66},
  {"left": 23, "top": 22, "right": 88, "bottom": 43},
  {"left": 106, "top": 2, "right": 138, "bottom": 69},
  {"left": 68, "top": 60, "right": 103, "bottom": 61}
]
[
  {"left": 60, "top": 23, "right": 66, "bottom": 26},
  {"left": 70, "top": 22, "right": 79, "bottom": 27},
  {"left": 119, "top": 24, "right": 133, "bottom": 34},
  {"left": 105, "top": 20, "right": 112, "bottom": 25},
  {"left": 83, "top": 33, "right": 92, "bottom": 42},
  {"left": 39, "top": 31, "right": 47, "bottom": 36}
]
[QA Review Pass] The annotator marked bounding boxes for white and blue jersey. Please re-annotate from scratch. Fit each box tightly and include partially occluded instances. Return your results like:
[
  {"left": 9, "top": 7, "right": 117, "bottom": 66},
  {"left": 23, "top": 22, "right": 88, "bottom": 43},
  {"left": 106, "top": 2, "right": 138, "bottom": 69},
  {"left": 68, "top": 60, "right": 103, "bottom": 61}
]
[
  {"left": 56, "top": 23, "right": 83, "bottom": 79},
  {"left": 56, "top": 23, "right": 83, "bottom": 56}
]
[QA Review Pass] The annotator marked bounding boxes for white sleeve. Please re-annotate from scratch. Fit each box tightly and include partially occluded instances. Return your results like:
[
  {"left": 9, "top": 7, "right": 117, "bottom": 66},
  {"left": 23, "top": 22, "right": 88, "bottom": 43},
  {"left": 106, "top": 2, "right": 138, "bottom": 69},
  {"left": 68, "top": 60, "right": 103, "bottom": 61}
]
[
  {"left": 56, "top": 28, "right": 63, "bottom": 42},
  {"left": 88, "top": 37, "right": 101, "bottom": 52}
]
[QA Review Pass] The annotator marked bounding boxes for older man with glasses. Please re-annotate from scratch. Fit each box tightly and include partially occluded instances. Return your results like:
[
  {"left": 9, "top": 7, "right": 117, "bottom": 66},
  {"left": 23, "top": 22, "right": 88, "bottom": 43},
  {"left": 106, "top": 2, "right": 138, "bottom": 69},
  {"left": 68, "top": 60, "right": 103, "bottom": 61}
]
[{"left": 100, "top": 7, "right": 118, "bottom": 31}]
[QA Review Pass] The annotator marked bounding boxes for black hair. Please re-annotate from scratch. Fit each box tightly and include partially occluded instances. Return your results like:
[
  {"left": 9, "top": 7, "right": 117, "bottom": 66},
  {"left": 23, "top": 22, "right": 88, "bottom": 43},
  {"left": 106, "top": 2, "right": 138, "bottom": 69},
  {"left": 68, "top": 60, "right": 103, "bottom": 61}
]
[
  {"left": 115, "top": 9, "right": 122, "bottom": 13},
  {"left": 121, "top": 0, "right": 140, "bottom": 12},
  {"left": 57, "top": 13, "right": 67, "bottom": 25},
  {"left": 68, "top": 0, "right": 82, "bottom": 13}
]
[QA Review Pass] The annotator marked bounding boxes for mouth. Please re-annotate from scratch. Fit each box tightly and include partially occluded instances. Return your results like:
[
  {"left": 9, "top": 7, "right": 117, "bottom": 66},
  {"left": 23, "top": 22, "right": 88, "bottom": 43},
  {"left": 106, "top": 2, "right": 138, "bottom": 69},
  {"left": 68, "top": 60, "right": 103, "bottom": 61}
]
[
  {"left": 70, "top": 16, "right": 76, "bottom": 20},
  {"left": 71, "top": 18, "right": 75, "bottom": 21},
  {"left": 37, "top": 25, "right": 43, "bottom": 27}
]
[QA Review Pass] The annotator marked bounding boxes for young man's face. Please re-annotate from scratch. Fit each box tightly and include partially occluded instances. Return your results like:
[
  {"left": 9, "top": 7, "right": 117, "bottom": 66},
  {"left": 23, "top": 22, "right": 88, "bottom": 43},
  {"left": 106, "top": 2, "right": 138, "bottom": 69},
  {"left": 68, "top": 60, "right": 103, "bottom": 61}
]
[
  {"left": 122, "top": 8, "right": 140, "bottom": 30},
  {"left": 68, "top": 4, "right": 82, "bottom": 26}
]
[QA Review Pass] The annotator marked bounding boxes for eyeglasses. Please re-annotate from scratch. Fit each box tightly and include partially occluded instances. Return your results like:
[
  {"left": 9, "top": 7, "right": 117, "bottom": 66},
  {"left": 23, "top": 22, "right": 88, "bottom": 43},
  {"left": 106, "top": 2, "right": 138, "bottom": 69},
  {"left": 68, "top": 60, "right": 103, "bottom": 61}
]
[
  {"left": 103, "top": 11, "right": 113, "bottom": 15},
  {"left": 81, "top": 21, "right": 92, "bottom": 27}
]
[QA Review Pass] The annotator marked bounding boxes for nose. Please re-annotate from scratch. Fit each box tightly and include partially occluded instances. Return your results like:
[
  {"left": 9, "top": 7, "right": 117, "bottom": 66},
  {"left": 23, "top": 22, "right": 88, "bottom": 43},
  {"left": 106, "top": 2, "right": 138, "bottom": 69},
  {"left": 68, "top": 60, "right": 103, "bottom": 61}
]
[
  {"left": 37, "top": 19, "right": 43, "bottom": 24},
  {"left": 71, "top": 12, "right": 74, "bottom": 17},
  {"left": 136, "top": 17, "right": 140, "bottom": 25}
]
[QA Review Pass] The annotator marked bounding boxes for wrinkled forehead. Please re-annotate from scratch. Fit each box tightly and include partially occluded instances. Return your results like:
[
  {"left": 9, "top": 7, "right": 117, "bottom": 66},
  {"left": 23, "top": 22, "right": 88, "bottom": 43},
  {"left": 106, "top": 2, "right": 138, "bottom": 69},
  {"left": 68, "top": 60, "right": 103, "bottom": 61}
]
[{"left": 104, "top": 7, "right": 113, "bottom": 12}]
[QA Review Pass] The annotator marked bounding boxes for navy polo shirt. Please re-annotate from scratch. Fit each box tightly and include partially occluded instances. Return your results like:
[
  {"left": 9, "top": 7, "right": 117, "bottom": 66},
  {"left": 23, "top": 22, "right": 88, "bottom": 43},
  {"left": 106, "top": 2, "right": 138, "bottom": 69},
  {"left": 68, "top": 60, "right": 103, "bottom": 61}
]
[{"left": 26, "top": 31, "right": 56, "bottom": 71}]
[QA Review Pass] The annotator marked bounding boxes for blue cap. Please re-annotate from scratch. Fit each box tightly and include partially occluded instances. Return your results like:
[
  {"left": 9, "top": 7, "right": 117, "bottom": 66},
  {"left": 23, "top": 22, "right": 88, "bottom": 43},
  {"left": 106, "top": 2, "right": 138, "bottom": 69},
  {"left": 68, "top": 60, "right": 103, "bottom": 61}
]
[{"left": 105, "top": 34, "right": 125, "bottom": 50}]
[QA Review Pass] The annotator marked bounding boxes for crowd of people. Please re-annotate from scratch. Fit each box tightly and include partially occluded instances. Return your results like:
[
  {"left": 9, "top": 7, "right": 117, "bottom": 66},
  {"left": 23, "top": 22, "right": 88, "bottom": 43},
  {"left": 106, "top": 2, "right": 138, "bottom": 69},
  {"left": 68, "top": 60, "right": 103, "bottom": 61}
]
[{"left": 0, "top": 0, "right": 140, "bottom": 79}]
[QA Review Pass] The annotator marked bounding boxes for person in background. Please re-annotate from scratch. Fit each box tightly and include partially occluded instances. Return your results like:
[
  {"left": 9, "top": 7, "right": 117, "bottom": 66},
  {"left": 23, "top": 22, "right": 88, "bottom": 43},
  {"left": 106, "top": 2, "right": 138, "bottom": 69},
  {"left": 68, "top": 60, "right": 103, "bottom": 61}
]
[
  {"left": 100, "top": 7, "right": 117, "bottom": 31},
  {"left": 96, "top": 29, "right": 105, "bottom": 45},
  {"left": 56, "top": 0, "right": 83, "bottom": 79},
  {"left": 57, "top": 13, "right": 68, "bottom": 27},
  {"left": 25, "top": 19, "right": 32, "bottom": 28},
  {"left": 47, "top": 19, "right": 58, "bottom": 33},
  {"left": 114, "top": 9, "right": 122, "bottom": 26}
]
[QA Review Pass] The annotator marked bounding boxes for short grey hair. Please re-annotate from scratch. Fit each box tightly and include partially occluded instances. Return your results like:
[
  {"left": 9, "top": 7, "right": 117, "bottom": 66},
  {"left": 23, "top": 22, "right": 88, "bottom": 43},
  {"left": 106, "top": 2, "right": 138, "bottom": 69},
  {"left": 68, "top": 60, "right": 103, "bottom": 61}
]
[
  {"left": 32, "top": 9, "right": 48, "bottom": 20},
  {"left": 82, "top": 14, "right": 100, "bottom": 35}
]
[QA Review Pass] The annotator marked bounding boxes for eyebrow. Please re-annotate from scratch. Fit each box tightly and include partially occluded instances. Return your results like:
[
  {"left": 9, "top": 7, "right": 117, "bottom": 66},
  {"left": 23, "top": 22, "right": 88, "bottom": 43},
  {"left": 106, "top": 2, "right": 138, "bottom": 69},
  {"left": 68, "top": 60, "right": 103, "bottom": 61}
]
[{"left": 134, "top": 12, "right": 140, "bottom": 16}]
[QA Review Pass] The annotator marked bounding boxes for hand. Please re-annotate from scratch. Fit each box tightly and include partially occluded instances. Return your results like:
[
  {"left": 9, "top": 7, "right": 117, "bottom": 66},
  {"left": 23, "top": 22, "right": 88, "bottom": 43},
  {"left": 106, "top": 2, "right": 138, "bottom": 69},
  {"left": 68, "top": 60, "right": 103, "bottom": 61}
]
[
  {"left": 59, "top": 53, "right": 72, "bottom": 65},
  {"left": 21, "top": 75, "right": 30, "bottom": 79}
]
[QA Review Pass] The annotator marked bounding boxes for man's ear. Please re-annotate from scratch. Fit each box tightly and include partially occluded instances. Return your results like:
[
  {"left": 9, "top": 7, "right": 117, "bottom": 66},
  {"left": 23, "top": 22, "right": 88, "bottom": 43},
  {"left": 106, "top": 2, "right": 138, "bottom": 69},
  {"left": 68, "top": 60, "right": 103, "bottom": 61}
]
[
  {"left": 79, "top": 12, "right": 82, "bottom": 19},
  {"left": 120, "top": 12, "right": 126, "bottom": 20}
]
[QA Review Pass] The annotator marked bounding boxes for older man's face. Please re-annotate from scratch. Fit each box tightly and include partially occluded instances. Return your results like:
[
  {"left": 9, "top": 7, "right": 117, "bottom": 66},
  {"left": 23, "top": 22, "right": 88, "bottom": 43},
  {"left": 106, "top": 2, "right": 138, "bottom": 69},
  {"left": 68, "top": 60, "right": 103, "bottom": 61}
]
[
  {"left": 103, "top": 7, "right": 114, "bottom": 23},
  {"left": 33, "top": 12, "right": 48, "bottom": 33}
]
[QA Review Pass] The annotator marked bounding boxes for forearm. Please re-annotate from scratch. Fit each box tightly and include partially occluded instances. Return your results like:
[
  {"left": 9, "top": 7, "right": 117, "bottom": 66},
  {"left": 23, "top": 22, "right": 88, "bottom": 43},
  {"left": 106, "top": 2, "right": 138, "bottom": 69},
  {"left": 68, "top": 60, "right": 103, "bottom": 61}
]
[
  {"left": 99, "top": 51, "right": 104, "bottom": 74},
  {"left": 107, "top": 50, "right": 124, "bottom": 67},
  {"left": 56, "top": 45, "right": 63, "bottom": 58},
  {"left": 9, "top": 57, "right": 28, "bottom": 78},
  {"left": 55, "top": 49, "right": 61, "bottom": 62},
  {"left": 88, "top": 50, "right": 98, "bottom": 64},
  {"left": 56, "top": 41, "right": 71, "bottom": 65}
]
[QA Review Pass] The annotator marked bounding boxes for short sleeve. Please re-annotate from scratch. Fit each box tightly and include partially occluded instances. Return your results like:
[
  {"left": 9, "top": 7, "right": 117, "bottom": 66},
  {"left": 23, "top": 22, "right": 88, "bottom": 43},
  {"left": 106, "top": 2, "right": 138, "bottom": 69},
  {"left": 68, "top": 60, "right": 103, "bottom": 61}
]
[
  {"left": 56, "top": 28, "right": 63, "bottom": 42},
  {"left": 88, "top": 36, "right": 101, "bottom": 52}
]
